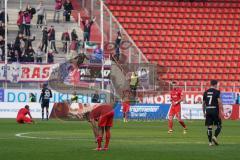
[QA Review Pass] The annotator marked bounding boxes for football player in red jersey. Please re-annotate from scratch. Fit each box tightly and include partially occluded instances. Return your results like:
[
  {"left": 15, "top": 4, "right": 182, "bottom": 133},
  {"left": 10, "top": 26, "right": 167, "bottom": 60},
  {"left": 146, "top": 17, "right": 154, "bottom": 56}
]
[
  {"left": 122, "top": 92, "right": 130, "bottom": 122},
  {"left": 84, "top": 103, "right": 114, "bottom": 151},
  {"left": 168, "top": 82, "right": 187, "bottom": 134},
  {"left": 16, "top": 105, "right": 34, "bottom": 124}
]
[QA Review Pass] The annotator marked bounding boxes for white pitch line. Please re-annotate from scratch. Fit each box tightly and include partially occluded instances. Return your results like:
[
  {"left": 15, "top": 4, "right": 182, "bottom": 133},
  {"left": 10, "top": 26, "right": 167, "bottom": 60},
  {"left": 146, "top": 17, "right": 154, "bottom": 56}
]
[
  {"left": 14, "top": 132, "right": 239, "bottom": 145},
  {"left": 15, "top": 132, "right": 84, "bottom": 140}
]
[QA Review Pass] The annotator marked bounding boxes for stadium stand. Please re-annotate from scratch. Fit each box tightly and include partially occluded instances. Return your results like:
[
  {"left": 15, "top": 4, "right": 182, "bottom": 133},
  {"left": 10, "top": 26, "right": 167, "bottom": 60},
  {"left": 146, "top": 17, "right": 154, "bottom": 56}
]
[
  {"left": 1, "top": 0, "right": 239, "bottom": 92},
  {"left": 105, "top": 0, "right": 240, "bottom": 91}
]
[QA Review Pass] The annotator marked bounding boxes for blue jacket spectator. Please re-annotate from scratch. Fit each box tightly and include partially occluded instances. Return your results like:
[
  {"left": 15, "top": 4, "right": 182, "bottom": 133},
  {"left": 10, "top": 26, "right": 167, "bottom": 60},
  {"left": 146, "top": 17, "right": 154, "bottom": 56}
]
[{"left": 90, "top": 47, "right": 103, "bottom": 63}]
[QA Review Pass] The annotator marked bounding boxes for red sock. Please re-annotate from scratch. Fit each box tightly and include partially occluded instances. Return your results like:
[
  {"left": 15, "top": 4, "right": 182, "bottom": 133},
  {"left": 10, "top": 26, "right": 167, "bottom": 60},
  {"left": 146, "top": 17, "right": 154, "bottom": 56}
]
[
  {"left": 168, "top": 119, "right": 173, "bottom": 130},
  {"left": 179, "top": 121, "right": 186, "bottom": 128},
  {"left": 104, "top": 130, "right": 111, "bottom": 148},
  {"left": 97, "top": 136, "right": 102, "bottom": 148}
]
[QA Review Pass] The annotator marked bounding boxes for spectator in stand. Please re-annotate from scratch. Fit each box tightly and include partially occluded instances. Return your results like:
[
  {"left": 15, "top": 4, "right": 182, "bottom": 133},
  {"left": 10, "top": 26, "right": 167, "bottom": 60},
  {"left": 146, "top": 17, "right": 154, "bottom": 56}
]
[
  {"left": 61, "top": 30, "right": 70, "bottom": 53},
  {"left": 0, "top": 21, "right": 5, "bottom": 38},
  {"left": 21, "top": 52, "right": 28, "bottom": 62},
  {"left": 25, "top": 45, "right": 35, "bottom": 62},
  {"left": 71, "top": 29, "right": 78, "bottom": 41},
  {"left": 7, "top": 42, "right": 15, "bottom": 62},
  {"left": 14, "top": 33, "right": 25, "bottom": 56},
  {"left": 48, "top": 25, "right": 58, "bottom": 53},
  {"left": 54, "top": 0, "right": 62, "bottom": 23},
  {"left": 36, "top": 1, "right": 45, "bottom": 28},
  {"left": 8, "top": 48, "right": 17, "bottom": 62},
  {"left": 63, "top": 0, "right": 73, "bottom": 22},
  {"left": 76, "top": 52, "right": 89, "bottom": 67},
  {"left": 25, "top": 4, "right": 36, "bottom": 19},
  {"left": 23, "top": 10, "right": 32, "bottom": 36},
  {"left": 41, "top": 26, "right": 48, "bottom": 53},
  {"left": 14, "top": 50, "right": 20, "bottom": 62},
  {"left": 0, "top": 9, "right": 5, "bottom": 23},
  {"left": 23, "top": 36, "right": 35, "bottom": 50},
  {"left": 0, "top": 36, "right": 4, "bottom": 61},
  {"left": 48, "top": 49, "right": 54, "bottom": 63},
  {"left": 17, "top": 11, "right": 24, "bottom": 34},
  {"left": 90, "top": 46, "right": 103, "bottom": 63},
  {"left": 35, "top": 46, "right": 44, "bottom": 63},
  {"left": 114, "top": 31, "right": 122, "bottom": 61},
  {"left": 80, "top": 17, "right": 96, "bottom": 42},
  {"left": 69, "top": 38, "right": 78, "bottom": 54}
]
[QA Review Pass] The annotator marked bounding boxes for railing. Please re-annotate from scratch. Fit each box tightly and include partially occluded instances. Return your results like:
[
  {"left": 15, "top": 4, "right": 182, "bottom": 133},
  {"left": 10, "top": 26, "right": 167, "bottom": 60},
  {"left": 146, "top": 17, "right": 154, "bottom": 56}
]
[{"left": 80, "top": 0, "right": 148, "bottom": 64}]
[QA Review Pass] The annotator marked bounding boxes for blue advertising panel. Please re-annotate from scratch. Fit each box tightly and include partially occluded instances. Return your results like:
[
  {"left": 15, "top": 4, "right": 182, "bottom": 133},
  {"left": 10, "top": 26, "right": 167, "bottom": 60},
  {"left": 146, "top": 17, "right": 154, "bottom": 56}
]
[
  {"left": 114, "top": 102, "right": 171, "bottom": 120},
  {"left": 221, "top": 92, "right": 235, "bottom": 105},
  {"left": 0, "top": 89, "right": 4, "bottom": 102}
]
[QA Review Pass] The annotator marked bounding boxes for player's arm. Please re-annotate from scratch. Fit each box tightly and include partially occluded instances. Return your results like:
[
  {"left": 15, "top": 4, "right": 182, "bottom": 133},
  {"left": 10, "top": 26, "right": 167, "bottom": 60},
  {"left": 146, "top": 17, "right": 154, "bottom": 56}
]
[
  {"left": 217, "top": 98, "right": 224, "bottom": 119},
  {"left": 39, "top": 90, "right": 43, "bottom": 102},
  {"left": 202, "top": 92, "right": 207, "bottom": 117},
  {"left": 177, "top": 91, "right": 184, "bottom": 105},
  {"left": 217, "top": 91, "right": 223, "bottom": 119},
  {"left": 50, "top": 89, "right": 52, "bottom": 98},
  {"left": 89, "top": 119, "right": 98, "bottom": 138},
  {"left": 202, "top": 100, "right": 206, "bottom": 118},
  {"left": 27, "top": 112, "right": 35, "bottom": 123},
  {"left": 85, "top": 112, "right": 99, "bottom": 139}
]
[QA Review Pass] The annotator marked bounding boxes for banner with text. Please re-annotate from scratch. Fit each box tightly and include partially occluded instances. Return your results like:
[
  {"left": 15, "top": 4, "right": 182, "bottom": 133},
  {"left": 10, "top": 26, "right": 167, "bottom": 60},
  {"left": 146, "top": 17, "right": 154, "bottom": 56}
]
[
  {"left": 0, "top": 63, "right": 58, "bottom": 82},
  {"left": 181, "top": 104, "right": 240, "bottom": 120},
  {"left": 0, "top": 89, "right": 107, "bottom": 103},
  {"left": 114, "top": 103, "right": 171, "bottom": 120},
  {"left": 0, "top": 102, "right": 54, "bottom": 118}
]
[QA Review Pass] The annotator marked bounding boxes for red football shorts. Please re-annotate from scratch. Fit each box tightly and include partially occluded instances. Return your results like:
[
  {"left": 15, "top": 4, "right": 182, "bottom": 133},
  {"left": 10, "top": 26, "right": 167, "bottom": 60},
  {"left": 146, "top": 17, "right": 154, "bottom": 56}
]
[
  {"left": 169, "top": 104, "right": 181, "bottom": 116},
  {"left": 98, "top": 111, "right": 114, "bottom": 127},
  {"left": 122, "top": 103, "right": 130, "bottom": 113},
  {"left": 17, "top": 116, "right": 32, "bottom": 124}
]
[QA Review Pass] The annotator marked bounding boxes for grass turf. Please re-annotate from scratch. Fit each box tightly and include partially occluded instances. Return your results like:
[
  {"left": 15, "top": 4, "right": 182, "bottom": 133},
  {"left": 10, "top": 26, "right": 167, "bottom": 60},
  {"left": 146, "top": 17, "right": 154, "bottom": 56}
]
[{"left": 0, "top": 119, "right": 239, "bottom": 160}]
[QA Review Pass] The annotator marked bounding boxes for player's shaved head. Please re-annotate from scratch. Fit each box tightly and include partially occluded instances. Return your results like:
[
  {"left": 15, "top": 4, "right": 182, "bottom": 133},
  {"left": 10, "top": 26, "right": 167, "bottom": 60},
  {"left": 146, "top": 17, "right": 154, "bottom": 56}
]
[
  {"left": 25, "top": 105, "right": 30, "bottom": 110},
  {"left": 210, "top": 80, "right": 218, "bottom": 86}
]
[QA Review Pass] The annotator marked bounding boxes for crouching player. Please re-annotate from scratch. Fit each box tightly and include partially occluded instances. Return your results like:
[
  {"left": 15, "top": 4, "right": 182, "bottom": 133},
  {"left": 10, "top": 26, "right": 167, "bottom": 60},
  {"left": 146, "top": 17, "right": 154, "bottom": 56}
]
[
  {"left": 16, "top": 105, "right": 34, "bottom": 124},
  {"left": 86, "top": 103, "right": 114, "bottom": 151}
]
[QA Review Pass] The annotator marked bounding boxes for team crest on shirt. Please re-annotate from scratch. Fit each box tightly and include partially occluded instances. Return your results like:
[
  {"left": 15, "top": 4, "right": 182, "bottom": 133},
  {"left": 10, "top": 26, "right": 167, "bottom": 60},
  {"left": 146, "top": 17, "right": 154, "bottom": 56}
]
[{"left": 223, "top": 105, "right": 233, "bottom": 119}]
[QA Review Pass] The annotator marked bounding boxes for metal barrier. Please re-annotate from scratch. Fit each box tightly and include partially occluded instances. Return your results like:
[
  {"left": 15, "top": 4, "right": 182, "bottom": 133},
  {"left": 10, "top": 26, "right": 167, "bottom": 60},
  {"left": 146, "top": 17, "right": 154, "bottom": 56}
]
[{"left": 81, "top": 0, "right": 148, "bottom": 64}]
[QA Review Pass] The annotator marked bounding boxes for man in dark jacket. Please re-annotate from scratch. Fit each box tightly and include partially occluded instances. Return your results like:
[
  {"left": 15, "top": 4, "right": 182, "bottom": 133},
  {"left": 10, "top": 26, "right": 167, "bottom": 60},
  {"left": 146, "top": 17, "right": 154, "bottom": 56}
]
[
  {"left": 63, "top": 0, "right": 73, "bottom": 22},
  {"left": 81, "top": 17, "right": 96, "bottom": 42},
  {"left": 48, "top": 25, "right": 58, "bottom": 53},
  {"left": 61, "top": 31, "right": 70, "bottom": 53},
  {"left": 41, "top": 26, "right": 48, "bottom": 53}
]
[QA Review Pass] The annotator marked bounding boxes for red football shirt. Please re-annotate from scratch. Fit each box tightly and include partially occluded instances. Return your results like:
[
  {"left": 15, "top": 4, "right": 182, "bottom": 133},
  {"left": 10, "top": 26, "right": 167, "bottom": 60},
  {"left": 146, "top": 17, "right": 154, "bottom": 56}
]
[
  {"left": 170, "top": 88, "right": 183, "bottom": 103},
  {"left": 17, "top": 108, "right": 30, "bottom": 119},
  {"left": 89, "top": 104, "right": 113, "bottom": 120}
]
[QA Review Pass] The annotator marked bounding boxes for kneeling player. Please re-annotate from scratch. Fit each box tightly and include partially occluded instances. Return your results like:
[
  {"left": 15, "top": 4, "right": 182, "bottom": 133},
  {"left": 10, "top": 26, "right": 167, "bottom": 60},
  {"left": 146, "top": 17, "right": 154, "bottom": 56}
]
[
  {"left": 86, "top": 104, "right": 114, "bottom": 151},
  {"left": 16, "top": 105, "right": 34, "bottom": 124}
]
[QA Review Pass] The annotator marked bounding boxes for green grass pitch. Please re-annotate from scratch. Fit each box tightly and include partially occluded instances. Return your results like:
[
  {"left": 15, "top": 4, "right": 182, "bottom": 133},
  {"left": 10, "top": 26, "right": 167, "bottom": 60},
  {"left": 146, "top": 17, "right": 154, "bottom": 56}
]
[{"left": 0, "top": 119, "right": 239, "bottom": 160}]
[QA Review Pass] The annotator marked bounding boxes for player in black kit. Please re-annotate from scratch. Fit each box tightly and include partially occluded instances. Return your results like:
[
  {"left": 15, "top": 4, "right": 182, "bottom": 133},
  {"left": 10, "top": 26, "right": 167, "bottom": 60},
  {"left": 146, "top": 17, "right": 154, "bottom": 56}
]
[
  {"left": 202, "top": 80, "right": 224, "bottom": 146},
  {"left": 39, "top": 83, "right": 52, "bottom": 120}
]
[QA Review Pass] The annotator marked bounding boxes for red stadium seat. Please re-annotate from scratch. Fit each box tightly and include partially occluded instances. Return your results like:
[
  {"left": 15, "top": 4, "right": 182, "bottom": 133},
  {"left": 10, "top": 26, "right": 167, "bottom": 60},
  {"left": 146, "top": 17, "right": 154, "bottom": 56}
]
[{"left": 106, "top": 0, "right": 240, "bottom": 91}]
